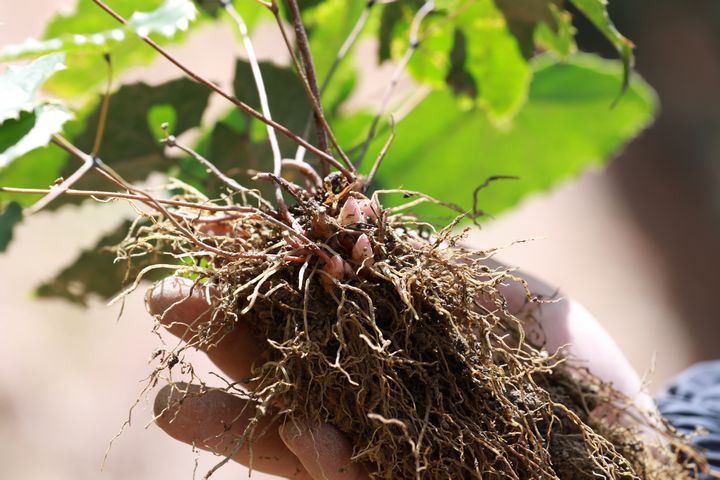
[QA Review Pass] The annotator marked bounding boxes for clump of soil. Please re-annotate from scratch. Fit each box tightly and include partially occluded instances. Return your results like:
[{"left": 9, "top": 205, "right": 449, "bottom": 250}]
[{"left": 122, "top": 175, "right": 706, "bottom": 479}]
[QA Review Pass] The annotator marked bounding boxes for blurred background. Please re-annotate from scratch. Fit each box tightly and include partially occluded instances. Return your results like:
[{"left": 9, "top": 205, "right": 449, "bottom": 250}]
[{"left": 0, "top": 1, "right": 718, "bottom": 479}]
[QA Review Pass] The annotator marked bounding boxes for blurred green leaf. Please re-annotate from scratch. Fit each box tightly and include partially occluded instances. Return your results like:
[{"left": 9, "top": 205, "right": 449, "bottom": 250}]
[
  {"left": 0, "top": 202, "right": 23, "bottom": 253},
  {"left": 494, "top": 0, "right": 562, "bottom": 57},
  {"left": 20, "top": 0, "right": 197, "bottom": 97},
  {"left": 0, "top": 53, "right": 65, "bottom": 123},
  {"left": 55, "top": 77, "right": 210, "bottom": 203},
  {"left": 0, "top": 105, "right": 72, "bottom": 168},
  {"left": 456, "top": 2, "right": 531, "bottom": 121},
  {"left": 534, "top": 5, "right": 577, "bottom": 59},
  {"left": 0, "top": 111, "right": 37, "bottom": 154},
  {"left": 303, "top": 0, "right": 364, "bottom": 114},
  {"left": 0, "top": 0, "right": 196, "bottom": 62},
  {"left": 0, "top": 110, "right": 88, "bottom": 207},
  {"left": 147, "top": 103, "right": 177, "bottom": 141},
  {"left": 569, "top": 0, "right": 634, "bottom": 92},
  {"left": 380, "top": 1, "right": 531, "bottom": 122},
  {"left": 368, "top": 55, "right": 657, "bottom": 220},
  {"left": 129, "top": 0, "right": 196, "bottom": 37},
  {"left": 34, "top": 219, "right": 166, "bottom": 304}
]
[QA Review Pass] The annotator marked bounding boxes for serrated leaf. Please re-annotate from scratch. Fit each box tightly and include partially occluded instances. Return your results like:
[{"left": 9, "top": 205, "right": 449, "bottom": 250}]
[
  {"left": 1, "top": 0, "right": 196, "bottom": 62},
  {"left": 0, "top": 202, "right": 23, "bottom": 253},
  {"left": 53, "top": 77, "right": 210, "bottom": 203},
  {"left": 129, "top": 0, "right": 196, "bottom": 37},
  {"left": 534, "top": 6, "right": 577, "bottom": 59},
  {"left": 569, "top": 0, "right": 634, "bottom": 92},
  {"left": 457, "top": 2, "right": 532, "bottom": 122},
  {"left": 0, "top": 105, "right": 72, "bottom": 168},
  {"left": 367, "top": 55, "right": 657, "bottom": 220},
  {"left": 34, "top": 220, "right": 166, "bottom": 305},
  {"left": 0, "top": 53, "right": 65, "bottom": 123},
  {"left": 9, "top": 0, "right": 203, "bottom": 98}
]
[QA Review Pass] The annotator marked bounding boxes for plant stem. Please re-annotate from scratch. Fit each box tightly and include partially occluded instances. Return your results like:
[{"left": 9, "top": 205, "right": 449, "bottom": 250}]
[
  {"left": 92, "top": 53, "right": 113, "bottom": 157},
  {"left": 90, "top": 0, "right": 353, "bottom": 181},
  {"left": 356, "top": 0, "right": 434, "bottom": 167},
  {"left": 295, "top": 0, "right": 376, "bottom": 164},
  {"left": 365, "top": 115, "right": 396, "bottom": 190},
  {"left": 220, "top": 0, "right": 287, "bottom": 220},
  {"left": 285, "top": 0, "right": 327, "bottom": 154},
  {"left": 269, "top": 4, "right": 355, "bottom": 175},
  {"left": 27, "top": 136, "right": 97, "bottom": 214},
  {"left": 161, "top": 133, "right": 274, "bottom": 211}
]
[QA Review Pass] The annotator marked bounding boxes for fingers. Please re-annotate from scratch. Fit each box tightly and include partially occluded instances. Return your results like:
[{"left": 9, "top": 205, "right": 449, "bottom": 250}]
[
  {"left": 154, "top": 383, "right": 309, "bottom": 478},
  {"left": 145, "top": 276, "right": 265, "bottom": 383},
  {"left": 483, "top": 259, "right": 645, "bottom": 402},
  {"left": 279, "top": 420, "right": 370, "bottom": 480}
]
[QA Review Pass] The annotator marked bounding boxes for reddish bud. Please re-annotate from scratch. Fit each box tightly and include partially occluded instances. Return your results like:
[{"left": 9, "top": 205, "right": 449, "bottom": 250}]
[
  {"left": 351, "top": 233, "right": 374, "bottom": 267},
  {"left": 320, "top": 254, "right": 345, "bottom": 290},
  {"left": 338, "top": 197, "right": 365, "bottom": 226},
  {"left": 357, "top": 198, "right": 381, "bottom": 223}
]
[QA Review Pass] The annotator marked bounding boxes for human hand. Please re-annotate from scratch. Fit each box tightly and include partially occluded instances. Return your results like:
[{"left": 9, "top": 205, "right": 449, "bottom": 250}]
[{"left": 146, "top": 264, "right": 645, "bottom": 480}]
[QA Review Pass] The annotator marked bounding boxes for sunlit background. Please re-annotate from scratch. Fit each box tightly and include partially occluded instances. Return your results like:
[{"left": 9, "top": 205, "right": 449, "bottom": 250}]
[{"left": 0, "top": 1, "right": 718, "bottom": 479}]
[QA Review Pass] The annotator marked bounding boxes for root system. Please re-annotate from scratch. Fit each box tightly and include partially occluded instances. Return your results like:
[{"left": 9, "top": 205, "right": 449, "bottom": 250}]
[{"left": 121, "top": 178, "right": 707, "bottom": 479}]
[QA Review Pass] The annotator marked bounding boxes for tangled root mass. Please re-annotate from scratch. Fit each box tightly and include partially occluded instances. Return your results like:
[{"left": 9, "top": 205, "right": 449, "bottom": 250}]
[{"left": 123, "top": 177, "right": 706, "bottom": 479}]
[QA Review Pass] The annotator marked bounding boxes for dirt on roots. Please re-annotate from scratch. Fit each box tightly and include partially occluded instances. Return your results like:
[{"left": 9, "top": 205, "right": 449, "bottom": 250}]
[{"left": 121, "top": 180, "right": 707, "bottom": 479}]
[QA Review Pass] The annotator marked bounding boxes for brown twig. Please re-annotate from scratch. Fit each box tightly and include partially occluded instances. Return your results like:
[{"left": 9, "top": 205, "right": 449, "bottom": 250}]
[
  {"left": 356, "top": 0, "right": 435, "bottom": 167},
  {"left": 295, "top": 0, "right": 377, "bottom": 164},
  {"left": 285, "top": 0, "right": 327, "bottom": 154},
  {"left": 220, "top": 0, "right": 287, "bottom": 221},
  {"left": 365, "top": 116, "right": 396, "bottom": 191},
  {"left": 27, "top": 136, "right": 97, "bottom": 214},
  {"left": 267, "top": 2, "right": 355, "bottom": 175},
  {"left": 92, "top": 53, "right": 113, "bottom": 157}
]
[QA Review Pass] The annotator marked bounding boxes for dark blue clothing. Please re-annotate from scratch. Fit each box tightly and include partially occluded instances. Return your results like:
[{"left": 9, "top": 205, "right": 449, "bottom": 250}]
[{"left": 657, "top": 360, "right": 720, "bottom": 477}]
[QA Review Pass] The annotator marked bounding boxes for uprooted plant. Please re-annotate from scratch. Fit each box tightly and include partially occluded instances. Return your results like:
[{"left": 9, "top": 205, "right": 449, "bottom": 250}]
[{"left": 0, "top": 0, "right": 711, "bottom": 478}]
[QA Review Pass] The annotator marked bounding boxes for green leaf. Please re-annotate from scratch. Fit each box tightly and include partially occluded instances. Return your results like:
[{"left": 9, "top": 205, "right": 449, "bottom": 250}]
[
  {"left": 53, "top": 77, "right": 210, "bottom": 205},
  {"left": 34, "top": 220, "right": 166, "bottom": 305},
  {"left": 368, "top": 54, "right": 657, "bottom": 220},
  {"left": 494, "top": 0, "right": 562, "bottom": 57},
  {"left": 8, "top": 0, "right": 198, "bottom": 98},
  {"left": 456, "top": 2, "right": 532, "bottom": 122},
  {"left": 0, "top": 53, "right": 65, "bottom": 123},
  {"left": 534, "top": 5, "right": 577, "bottom": 59},
  {"left": 380, "top": 1, "right": 531, "bottom": 122},
  {"left": 147, "top": 103, "right": 177, "bottom": 141},
  {"left": 0, "top": 105, "right": 72, "bottom": 168},
  {"left": 129, "top": 0, "right": 196, "bottom": 37},
  {"left": 0, "top": 0, "right": 195, "bottom": 61},
  {"left": 0, "top": 110, "right": 88, "bottom": 207},
  {"left": 0, "top": 202, "right": 23, "bottom": 253},
  {"left": 569, "top": 0, "right": 634, "bottom": 92}
]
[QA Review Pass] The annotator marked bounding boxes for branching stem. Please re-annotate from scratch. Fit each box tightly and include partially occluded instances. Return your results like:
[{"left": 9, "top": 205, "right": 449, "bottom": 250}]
[
  {"left": 268, "top": 3, "right": 355, "bottom": 175},
  {"left": 285, "top": 0, "right": 327, "bottom": 154},
  {"left": 295, "top": 0, "right": 376, "bottom": 164},
  {"left": 90, "top": 0, "right": 352, "bottom": 180},
  {"left": 220, "top": 0, "right": 287, "bottom": 220},
  {"left": 27, "top": 136, "right": 97, "bottom": 214},
  {"left": 356, "top": 0, "right": 434, "bottom": 167}
]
